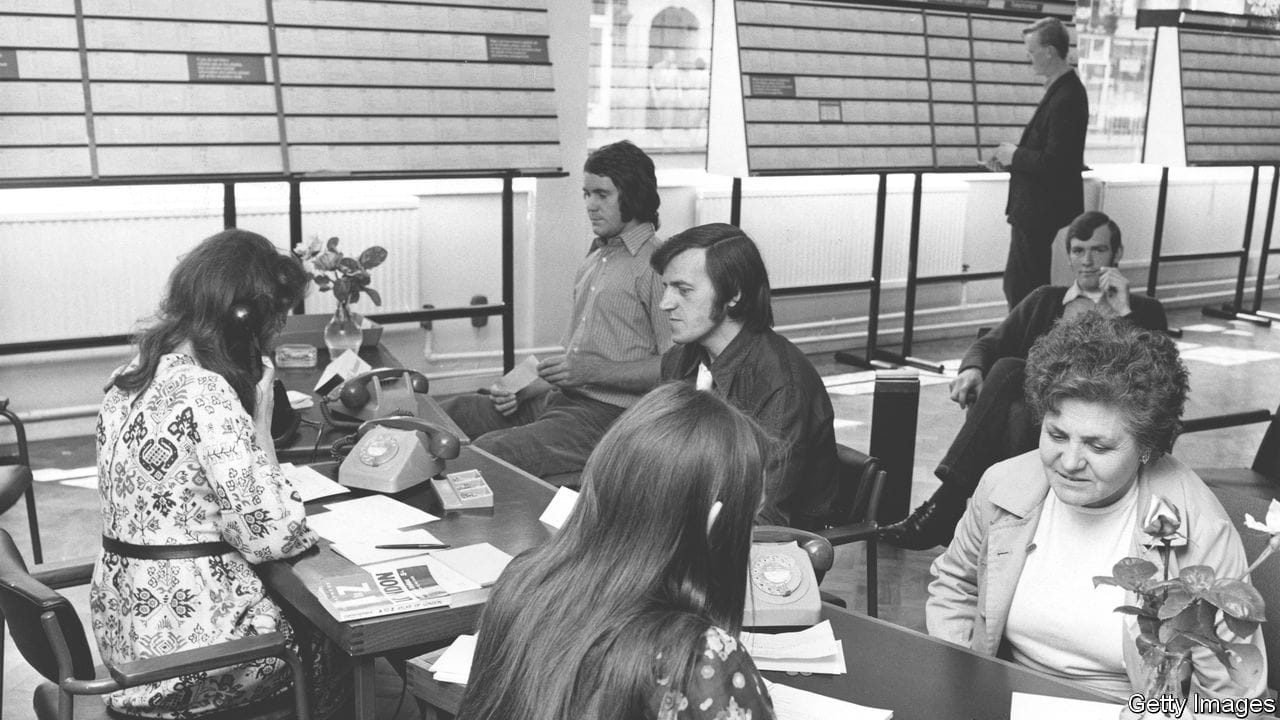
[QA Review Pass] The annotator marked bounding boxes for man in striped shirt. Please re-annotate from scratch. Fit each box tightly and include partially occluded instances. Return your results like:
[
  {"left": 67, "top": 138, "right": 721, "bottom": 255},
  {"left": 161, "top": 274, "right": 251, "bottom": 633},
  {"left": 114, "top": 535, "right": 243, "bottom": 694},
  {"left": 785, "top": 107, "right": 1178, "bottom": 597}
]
[{"left": 444, "top": 141, "right": 673, "bottom": 480}]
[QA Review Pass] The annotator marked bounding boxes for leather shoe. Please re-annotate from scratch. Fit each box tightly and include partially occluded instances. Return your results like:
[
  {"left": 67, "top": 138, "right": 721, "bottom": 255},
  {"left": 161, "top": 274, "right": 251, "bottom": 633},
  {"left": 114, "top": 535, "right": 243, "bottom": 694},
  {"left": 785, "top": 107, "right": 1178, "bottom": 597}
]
[{"left": 879, "top": 498, "right": 962, "bottom": 550}]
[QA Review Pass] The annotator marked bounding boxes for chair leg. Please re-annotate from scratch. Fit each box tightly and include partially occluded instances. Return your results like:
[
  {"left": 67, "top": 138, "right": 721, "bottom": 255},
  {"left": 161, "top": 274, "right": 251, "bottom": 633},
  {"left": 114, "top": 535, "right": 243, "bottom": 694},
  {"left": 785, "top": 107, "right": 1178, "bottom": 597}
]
[
  {"left": 866, "top": 540, "right": 878, "bottom": 618},
  {"left": 25, "top": 485, "right": 42, "bottom": 565}
]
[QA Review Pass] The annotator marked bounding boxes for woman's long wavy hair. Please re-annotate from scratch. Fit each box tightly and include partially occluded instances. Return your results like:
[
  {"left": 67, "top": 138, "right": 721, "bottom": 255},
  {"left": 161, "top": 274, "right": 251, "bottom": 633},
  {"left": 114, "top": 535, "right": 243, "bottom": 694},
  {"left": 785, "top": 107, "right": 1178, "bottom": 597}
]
[
  {"left": 456, "top": 383, "right": 768, "bottom": 720},
  {"left": 112, "top": 229, "right": 308, "bottom": 414}
]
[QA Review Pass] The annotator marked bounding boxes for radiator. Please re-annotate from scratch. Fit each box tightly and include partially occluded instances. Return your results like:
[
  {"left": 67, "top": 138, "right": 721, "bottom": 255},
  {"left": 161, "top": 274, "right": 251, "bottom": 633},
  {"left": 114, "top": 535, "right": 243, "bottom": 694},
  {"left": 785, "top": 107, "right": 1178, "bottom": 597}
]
[
  {"left": 696, "top": 182, "right": 969, "bottom": 289},
  {"left": 0, "top": 203, "right": 420, "bottom": 344}
]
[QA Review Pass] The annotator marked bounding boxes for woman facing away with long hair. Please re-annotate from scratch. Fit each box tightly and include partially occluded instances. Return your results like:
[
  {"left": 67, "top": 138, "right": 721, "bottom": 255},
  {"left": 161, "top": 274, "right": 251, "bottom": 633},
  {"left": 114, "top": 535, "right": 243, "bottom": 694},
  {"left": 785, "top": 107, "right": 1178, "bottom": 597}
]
[
  {"left": 457, "top": 382, "right": 777, "bottom": 720},
  {"left": 92, "top": 229, "right": 348, "bottom": 718}
]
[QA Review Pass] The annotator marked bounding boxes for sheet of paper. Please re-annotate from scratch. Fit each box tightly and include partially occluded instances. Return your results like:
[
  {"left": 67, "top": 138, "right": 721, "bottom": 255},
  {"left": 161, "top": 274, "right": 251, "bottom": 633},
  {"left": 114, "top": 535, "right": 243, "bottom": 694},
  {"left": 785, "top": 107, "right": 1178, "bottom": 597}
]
[
  {"left": 431, "top": 542, "right": 513, "bottom": 586},
  {"left": 286, "top": 390, "right": 314, "bottom": 410},
  {"left": 307, "top": 495, "right": 439, "bottom": 544},
  {"left": 751, "top": 640, "right": 846, "bottom": 675},
  {"left": 742, "top": 621, "right": 838, "bottom": 659},
  {"left": 495, "top": 355, "right": 540, "bottom": 394},
  {"left": 313, "top": 350, "right": 373, "bottom": 392},
  {"left": 327, "top": 528, "right": 445, "bottom": 566},
  {"left": 431, "top": 634, "right": 477, "bottom": 685},
  {"left": 539, "top": 486, "right": 579, "bottom": 529},
  {"left": 1009, "top": 691, "right": 1120, "bottom": 720},
  {"left": 765, "top": 681, "right": 892, "bottom": 720},
  {"left": 280, "top": 463, "right": 349, "bottom": 503}
]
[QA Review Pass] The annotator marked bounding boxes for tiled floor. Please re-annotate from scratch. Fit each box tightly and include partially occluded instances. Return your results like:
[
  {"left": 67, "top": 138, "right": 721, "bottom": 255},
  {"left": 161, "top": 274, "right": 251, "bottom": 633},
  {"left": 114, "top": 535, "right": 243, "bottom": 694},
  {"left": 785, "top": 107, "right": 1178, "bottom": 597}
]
[{"left": 4, "top": 303, "right": 1279, "bottom": 718}]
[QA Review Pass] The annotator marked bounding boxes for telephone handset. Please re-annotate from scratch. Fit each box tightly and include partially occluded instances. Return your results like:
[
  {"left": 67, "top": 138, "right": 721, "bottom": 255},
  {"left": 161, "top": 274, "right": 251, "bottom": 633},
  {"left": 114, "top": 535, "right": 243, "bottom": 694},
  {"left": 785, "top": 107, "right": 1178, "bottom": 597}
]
[
  {"left": 742, "top": 541, "right": 822, "bottom": 628},
  {"left": 338, "top": 416, "right": 462, "bottom": 494},
  {"left": 325, "top": 368, "right": 430, "bottom": 427}
]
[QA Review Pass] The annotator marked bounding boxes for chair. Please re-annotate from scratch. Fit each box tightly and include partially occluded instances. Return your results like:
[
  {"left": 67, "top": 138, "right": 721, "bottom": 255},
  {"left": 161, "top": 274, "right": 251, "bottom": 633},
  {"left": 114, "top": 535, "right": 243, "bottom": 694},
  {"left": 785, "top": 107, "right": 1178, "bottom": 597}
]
[
  {"left": 0, "top": 530, "right": 311, "bottom": 720},
  {"left": 763, "top": 446, "right": 886, "bottom": 617},
  {"left": 1207, "top": 487, "right": 1280, "bottom": 695},
  {"left": 0, "top": 397, "right": 42, "bottom": 564},
  {"left": 1180, "top": 405, "right": 1280, "bottom": 501}
]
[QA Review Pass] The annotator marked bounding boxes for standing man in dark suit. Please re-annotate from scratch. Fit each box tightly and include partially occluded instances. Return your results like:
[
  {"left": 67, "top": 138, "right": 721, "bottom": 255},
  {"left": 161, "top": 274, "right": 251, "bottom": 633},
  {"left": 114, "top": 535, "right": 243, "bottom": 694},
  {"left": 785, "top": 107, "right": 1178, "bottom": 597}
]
[{"left": 988, "top": 17, "right": 1088, "bottom": 308}]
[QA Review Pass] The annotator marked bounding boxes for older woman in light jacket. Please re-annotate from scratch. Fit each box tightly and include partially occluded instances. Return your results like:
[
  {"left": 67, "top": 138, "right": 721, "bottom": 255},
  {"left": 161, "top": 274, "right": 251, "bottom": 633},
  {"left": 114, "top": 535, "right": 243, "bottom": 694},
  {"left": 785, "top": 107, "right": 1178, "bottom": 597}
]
[{"left": 927, "top": 314, "right": 1266, "bottom": 712}]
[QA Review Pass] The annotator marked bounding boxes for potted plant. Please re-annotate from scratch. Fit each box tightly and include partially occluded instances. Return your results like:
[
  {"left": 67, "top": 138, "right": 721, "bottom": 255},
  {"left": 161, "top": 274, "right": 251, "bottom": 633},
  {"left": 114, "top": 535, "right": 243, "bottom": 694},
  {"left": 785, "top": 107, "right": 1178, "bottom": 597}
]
[{"left": 294, "top": 236, "right": 387, "bottom": 357}]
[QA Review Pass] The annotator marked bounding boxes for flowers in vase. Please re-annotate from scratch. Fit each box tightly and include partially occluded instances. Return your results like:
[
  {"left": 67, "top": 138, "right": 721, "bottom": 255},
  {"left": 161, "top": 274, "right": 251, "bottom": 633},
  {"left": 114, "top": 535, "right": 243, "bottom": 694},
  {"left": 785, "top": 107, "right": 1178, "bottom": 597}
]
[{"left": 294, "top": 236, "right": 388, "bottom": 307}]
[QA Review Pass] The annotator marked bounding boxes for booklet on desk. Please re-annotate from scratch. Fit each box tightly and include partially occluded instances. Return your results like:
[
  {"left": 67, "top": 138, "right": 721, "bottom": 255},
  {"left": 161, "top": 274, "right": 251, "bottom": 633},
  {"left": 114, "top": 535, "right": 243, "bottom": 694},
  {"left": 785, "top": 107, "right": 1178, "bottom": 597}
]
[{"left": 317, "top": 558, "right": 451, "bottom": 621}]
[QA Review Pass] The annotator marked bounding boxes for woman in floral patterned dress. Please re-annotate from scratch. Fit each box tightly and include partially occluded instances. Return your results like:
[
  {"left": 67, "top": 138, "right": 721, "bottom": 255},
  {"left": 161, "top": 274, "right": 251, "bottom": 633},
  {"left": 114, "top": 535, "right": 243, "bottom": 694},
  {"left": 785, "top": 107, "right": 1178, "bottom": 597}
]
[
  {"left": 457, "top": 383, "right": 776, "bottom": 720},
  {"left": 91, "top": 229, "right": 341, "bottom": 718}
]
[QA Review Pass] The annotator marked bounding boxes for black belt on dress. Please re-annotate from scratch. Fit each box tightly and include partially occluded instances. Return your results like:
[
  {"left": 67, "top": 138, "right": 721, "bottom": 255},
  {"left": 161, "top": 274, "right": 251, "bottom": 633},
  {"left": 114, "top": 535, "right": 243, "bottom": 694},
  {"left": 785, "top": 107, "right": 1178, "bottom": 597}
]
[{"left": 102, "top": 536, "right": 232, "bottom": 560}]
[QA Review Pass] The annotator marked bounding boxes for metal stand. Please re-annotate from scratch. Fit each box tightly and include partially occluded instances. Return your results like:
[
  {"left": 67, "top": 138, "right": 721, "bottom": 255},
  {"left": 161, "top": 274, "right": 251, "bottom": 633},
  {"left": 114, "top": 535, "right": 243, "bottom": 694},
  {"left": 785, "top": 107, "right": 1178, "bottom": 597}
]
[{"left": 834, "top": 173, "right": 897, "bottom": 370}]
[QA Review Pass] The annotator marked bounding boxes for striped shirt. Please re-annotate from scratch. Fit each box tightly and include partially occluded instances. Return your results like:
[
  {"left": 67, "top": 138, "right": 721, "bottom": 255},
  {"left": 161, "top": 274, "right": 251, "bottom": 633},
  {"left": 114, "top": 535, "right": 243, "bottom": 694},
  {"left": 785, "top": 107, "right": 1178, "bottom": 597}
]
[{"left": 561, "top": 222, "right": 673, "bottom": 408}]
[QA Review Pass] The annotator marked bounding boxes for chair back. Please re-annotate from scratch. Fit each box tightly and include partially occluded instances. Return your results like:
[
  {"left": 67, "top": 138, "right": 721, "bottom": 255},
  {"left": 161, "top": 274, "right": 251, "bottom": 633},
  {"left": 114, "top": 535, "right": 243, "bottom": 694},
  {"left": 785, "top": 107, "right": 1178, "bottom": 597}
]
[
  {"left": 1209, "top": 488, "right": 1280, "bottom": 694},
  {"left": 1251, "top": 405, "right": 1280, "bottom": 479},
  {"left": 827, "top": 446, "right": 883, "bottom": 528},
  {"left": 0, "top": 529, "right": 95, "bottom": 684}
]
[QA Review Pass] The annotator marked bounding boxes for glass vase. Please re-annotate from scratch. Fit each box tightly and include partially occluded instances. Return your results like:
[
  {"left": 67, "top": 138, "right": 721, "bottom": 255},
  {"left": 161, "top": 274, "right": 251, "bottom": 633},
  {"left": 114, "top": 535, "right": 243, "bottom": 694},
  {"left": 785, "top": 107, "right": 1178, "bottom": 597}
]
[
  {"left": 1124, "top": 649, "right": 1190, "bottom": 720},
  {"left": 324, "top": 302, "right": 362, "bottom": 359}
]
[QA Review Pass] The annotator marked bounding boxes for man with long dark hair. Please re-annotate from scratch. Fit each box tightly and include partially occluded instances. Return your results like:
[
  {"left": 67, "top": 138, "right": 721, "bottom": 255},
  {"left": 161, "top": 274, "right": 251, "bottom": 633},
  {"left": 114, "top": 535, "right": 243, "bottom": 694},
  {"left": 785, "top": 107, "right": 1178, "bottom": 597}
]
[
  {"left": 444, "top": 140, "right": 671, "bottom": 479},
  {"left": 652, "top": 223, "right": 837, "bottom": 527}
]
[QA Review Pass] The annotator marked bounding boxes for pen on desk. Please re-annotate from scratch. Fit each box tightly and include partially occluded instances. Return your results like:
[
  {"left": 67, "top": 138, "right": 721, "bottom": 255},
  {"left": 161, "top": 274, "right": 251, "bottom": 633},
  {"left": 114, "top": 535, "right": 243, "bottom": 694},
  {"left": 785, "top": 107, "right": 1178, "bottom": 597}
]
[{"left": 374, "top": 543, "right": 451, "bottom": 550}]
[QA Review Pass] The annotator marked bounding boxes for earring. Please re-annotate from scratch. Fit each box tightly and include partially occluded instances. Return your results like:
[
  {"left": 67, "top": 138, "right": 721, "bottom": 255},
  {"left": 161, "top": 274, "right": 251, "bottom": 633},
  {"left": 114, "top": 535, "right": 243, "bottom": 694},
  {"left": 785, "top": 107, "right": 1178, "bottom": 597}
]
[{"left": 1140, "top": 451, "right": 1151, "bottom": 464}]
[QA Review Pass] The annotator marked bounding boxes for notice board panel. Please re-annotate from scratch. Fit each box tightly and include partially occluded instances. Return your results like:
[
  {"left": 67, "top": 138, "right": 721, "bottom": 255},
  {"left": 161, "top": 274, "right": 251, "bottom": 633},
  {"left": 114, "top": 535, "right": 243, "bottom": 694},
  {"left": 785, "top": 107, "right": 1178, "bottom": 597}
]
[
  {"left": 1180, "top": 25, "right": 1280, "bottom": 164},
  {"left": 0, "top": 0, "right": 561, "bottom": 185},
  {"left": 708, "top": 0, "right": 1076, "bottom": 176}
]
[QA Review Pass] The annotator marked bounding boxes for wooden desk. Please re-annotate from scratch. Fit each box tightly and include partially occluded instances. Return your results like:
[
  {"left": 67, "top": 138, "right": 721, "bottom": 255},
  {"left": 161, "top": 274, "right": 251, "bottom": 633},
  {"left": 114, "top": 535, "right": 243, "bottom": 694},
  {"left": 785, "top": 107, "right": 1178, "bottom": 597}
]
[
  {"left": 273, "top": 344, "right": 466, "bottom": 464},
  {"left": 404, "top": 603, "right": 1111, "bottom": 719},
  {"left": 258, "top": 445, "right": 555, "bottom": 720},
  {"left": 768, "top": 604, "right": 1111, "bottom": 719}
]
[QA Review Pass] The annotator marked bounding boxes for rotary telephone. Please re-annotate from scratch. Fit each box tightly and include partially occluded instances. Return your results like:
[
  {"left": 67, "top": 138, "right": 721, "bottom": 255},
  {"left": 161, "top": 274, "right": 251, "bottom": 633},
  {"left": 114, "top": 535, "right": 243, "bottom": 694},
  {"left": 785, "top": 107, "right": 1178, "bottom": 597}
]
[
  {"left": 338, "top": 416, "right": 462, "bottom": 493},
  {"left": 742, "top": 541, "right": 821, "bottom": 628},
  {"left": 323, "top": 368, "right": 430, "bottom": 428}
]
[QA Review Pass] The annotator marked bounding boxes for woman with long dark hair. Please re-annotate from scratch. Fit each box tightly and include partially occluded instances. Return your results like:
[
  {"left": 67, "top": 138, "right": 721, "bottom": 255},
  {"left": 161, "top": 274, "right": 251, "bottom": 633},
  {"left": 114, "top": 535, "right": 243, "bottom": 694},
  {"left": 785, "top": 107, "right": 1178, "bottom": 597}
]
[
  {"left": 457, "top": 383, "right": 776, "bottom": 720},
  {"left": 91, "top": 229, "right": 345, "bottom": 717}
]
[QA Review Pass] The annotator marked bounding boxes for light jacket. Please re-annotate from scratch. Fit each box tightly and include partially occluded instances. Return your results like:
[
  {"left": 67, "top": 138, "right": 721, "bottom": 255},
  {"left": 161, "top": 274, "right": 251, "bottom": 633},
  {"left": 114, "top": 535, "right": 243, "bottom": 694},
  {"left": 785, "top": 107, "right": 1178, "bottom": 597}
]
[{"left": 927, "top": 451, "right": 1267, "bottom": 714}]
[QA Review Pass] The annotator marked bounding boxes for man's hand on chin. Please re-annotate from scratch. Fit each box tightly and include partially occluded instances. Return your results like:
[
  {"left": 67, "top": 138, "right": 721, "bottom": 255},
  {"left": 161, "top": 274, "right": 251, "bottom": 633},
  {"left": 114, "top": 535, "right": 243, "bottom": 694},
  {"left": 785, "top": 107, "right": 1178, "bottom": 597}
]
[{"left": 1097, "top": 267, "right": 1132, "bottom": 316}]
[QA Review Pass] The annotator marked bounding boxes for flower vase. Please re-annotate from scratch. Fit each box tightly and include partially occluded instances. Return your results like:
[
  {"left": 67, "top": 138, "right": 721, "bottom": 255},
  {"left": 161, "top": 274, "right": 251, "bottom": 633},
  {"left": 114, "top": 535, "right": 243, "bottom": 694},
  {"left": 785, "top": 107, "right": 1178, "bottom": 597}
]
[
  {"left": 324, "top": 303, "right": 362, "bottom": 359},
  {"left": 1123, "top": 650, "right": 1190, "bottom": 719}
]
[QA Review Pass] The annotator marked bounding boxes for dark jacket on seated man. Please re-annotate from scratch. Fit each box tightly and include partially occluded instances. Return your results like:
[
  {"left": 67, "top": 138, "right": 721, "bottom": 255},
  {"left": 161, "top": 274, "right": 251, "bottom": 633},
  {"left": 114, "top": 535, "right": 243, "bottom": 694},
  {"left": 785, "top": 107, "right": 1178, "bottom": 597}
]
[
  {"left": 960, "top": 284, "right": 1167, "bottom": 378},
  {"left": 662, "top": 327, "right": 837, "bottom": 527}
]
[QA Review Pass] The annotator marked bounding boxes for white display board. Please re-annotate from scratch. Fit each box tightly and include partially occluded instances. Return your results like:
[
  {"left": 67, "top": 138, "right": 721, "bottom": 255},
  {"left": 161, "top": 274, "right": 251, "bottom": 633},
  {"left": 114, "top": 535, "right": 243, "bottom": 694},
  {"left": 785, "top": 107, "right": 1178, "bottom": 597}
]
[
  {"left": 708, "top": 0, "right": 1077, "bottom": 176},
  {"left": 0, "top": 0, "right": 562, "bottom": 184}
]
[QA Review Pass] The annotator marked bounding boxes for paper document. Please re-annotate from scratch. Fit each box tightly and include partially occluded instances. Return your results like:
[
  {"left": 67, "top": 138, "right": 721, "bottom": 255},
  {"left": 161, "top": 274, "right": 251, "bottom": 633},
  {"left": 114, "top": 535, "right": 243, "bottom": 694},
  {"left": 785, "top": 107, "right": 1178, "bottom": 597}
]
[
  {"left": 741, "top": 621, "right": 846, "bottom": 675},
  {"left": 495, "top": 355, "right": 540, "bottom": 394},
  {"left": 328, "top": 528, "right": 446, "bottom": 566},
  {"left": 280, "top": 463, "right": 349, "bottom": 503},
  {"left": 539, "top": 486, "right": 579, "bottom": 529},
  {"left": 286, "top": 390, "right": 314, "bottom": 410},
  {"left": 766, "top": 681, "right": 892, "bottom": 720},
  {"left": 1009, "top": 691, "right": 1120, "bottom": 719},
  {"left": 307, "top": 495, "right": 439, "bottom": 545},
  {"left": 313, "top": 350, "right": 372, "bottom": 392},
  {"left": 430, "top": 543, "right": 512, "bottom": 586},
  {"left": 430, "top": 634, "right": 477, "bottom": 685}
]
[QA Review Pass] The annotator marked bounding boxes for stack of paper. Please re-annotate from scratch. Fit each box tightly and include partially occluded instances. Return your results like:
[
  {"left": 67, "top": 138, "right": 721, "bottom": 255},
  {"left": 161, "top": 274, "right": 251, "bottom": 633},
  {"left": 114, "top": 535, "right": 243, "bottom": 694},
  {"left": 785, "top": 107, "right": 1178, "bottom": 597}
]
[
  {"left": 431, "top": 634, "right": 477, "bottom": 685},
  {"left": 307, "top": 495, "right": 442, "bottom": 564},
  {"left": 740, "top": 621, "right": 846, "bottom": 674},
  {"left": 765, "top": 681, "right": 892, "bottom": 720}
]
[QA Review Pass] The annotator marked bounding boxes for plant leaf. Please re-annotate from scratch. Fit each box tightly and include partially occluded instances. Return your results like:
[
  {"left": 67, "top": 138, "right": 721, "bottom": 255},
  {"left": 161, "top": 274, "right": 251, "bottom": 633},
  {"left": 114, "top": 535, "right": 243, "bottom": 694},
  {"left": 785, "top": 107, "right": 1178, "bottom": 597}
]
[
  {"left": 1157, "top": 588, "right": 1195, "bottom": 620},
  {"left": 1111, "top": 557, "right": 1159, "bottom": 591},
  {"left": 364, "top": 287, "right": 382, "bottom": 306},
  {"left": 327, "top": 236, "right": 340, "bottom": 251},
  {"left": 337, "top": 257, "right": 362, "bottom": 275},
  {"left": 1205, "top": 579, "right": 1267, "bottom": 622},
  {"left": 332, "top": 277, "right": 352, "bottom": 303},
  {"left": 359, "top": 246, "right": 388, "bottom": 269},
  {"left": 1093, "top": 576, "right": 1120, "bottom": 588},
  {"left": 312, "top": 275, "right": 332, "bottom": 288},
  {"left": 1179, "top": 565, "right": 1217, "bottom": 596},
  {"left": 1113, "top": 605, "right": 1146, "bottom": 616},
  {"left": 314, "top": 251, "right": 341, "bottom": 271},
  {"left": 1226, "top": 643, "right": 1265, "bottom": 687},
  {"left": 348, "top": 289, "right": 361, "bottom": 305},
  {"left": 1224, "top": 613, "right": 1260, "bottom": 640}
]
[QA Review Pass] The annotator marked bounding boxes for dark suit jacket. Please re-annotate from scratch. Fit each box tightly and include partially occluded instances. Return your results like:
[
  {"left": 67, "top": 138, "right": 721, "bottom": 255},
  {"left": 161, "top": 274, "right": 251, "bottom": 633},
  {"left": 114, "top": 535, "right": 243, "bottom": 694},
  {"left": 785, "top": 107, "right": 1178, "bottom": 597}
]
[{"left": 1005, "top": 69, "right": 1088, "bottom": 232}]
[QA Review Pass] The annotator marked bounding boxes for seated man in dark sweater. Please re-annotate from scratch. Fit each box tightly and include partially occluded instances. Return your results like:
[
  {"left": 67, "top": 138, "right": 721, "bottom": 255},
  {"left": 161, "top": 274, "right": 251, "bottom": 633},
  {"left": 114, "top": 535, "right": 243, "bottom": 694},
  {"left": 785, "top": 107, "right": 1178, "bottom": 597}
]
[
  {"left": 881, "top": 210, "right": 1167, "bottom": 549},
  {"left": 653, "top": 223, "right": 837, "bottom": 527}
]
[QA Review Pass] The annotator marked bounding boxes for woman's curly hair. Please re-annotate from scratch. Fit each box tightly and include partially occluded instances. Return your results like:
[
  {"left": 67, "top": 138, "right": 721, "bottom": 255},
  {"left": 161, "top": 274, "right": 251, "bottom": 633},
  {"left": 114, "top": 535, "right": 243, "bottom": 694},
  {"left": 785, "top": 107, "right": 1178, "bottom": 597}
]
[{"left": 1025, "top": 313, "right": 1189, "bottom": 456}]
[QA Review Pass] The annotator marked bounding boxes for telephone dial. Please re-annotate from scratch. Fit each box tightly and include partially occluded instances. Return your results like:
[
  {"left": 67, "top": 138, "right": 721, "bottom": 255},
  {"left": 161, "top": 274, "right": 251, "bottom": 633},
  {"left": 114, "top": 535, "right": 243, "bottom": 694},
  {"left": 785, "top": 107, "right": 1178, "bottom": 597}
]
[
  {"left": 338, "top": 416, "right": 461, "bottom": 494},
  {"left": 324, "top": 368, "right": 430, "bottom": 428},
  {"left": 742, "top": 541, "right": 821, "bottom": 628}
]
